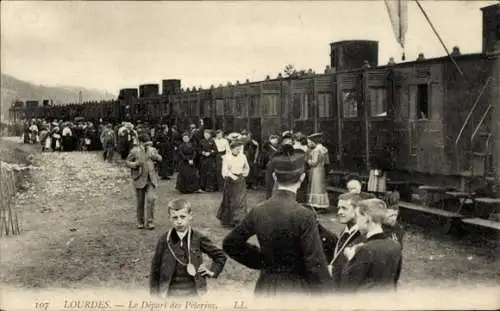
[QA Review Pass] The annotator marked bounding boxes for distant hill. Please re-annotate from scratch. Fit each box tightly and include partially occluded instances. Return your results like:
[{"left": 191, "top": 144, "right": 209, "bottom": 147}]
[{"left": 0, "top": 73, "right": 116, "bottom": 122}]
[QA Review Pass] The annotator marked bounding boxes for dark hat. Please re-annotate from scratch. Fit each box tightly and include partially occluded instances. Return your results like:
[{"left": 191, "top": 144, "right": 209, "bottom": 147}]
[
  {"left": 138, "top": 133, "right": 152, "bottom": 143},
  {"left": 216, "top": 129, "right": 224, "bottom": 134},
  {"left": 182, "top": 131, "right": 191, "bottom": 138},
  {"left": 282, "top": 130, "right": 292, "bottom": 137},
  {"left": 273, "top": 152, "right": 306, "bottom": 175}
]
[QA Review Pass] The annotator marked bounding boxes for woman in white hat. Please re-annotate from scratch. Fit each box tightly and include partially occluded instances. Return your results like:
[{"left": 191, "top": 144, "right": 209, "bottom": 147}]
[
  {"left": 216, "top": 139, "right": 249, "bottom": 227},
  {"left": 305, "top": 133, "right": 330, "bottom": 210}
]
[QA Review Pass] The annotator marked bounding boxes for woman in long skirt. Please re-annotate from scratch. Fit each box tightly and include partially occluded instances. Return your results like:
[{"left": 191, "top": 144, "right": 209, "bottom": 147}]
[
  {"left": 176, "top": 132, "right": 201, "bottom": 194},
  {"left": 305, "top": 133, "right": 330, "bottom": 210},
  {"left": 156, "top": 125, "right": 174, "bottom": 179},
  {"left": 216, "top": 139, "right": 249, "bottom": 227},
  {"left": 199, "top": 129, "right": 218, "bottom": 192},
  {"left": 240, "top": 130, "right": 259, "bottom": 190}
]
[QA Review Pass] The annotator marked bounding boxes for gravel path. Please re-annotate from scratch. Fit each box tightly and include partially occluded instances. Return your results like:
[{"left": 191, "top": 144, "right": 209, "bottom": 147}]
[{"left": 1, "top": 145, "right": 499, "bottom": 292}]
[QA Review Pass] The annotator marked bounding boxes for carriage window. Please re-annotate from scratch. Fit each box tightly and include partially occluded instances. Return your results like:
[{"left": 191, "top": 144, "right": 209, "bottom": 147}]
[
  {"left": 342, "top": 90, "right": 358, "bottom": 118},
  {"left": 224, "top": 98, "right": 235, "bottom": 115},
  {"left": 369, "top": 88, "right": 387, "bottom": 117},
  {"left": 215, "top": 99, "right": 224, "bottom": 116},
  {"left": 318, "top": 93, "right": 333, "bottom": 118},
  {"left": 199, "top": 100, "right": 204, "bottom": 116},
  {"left": 417, "top": 84, "right": 429, "bottom": 119},
  {"left": 249, "top": 96, "right": 260, "bottom": 117},
  {"left": 235, "top": 96, "right": 248, "bottom": 117},
  {"left": 262, "top": 94, "right": 280, "bottom": 116},
  {"left": 293, "top": 93, "right": 312, "bottom": 120}
]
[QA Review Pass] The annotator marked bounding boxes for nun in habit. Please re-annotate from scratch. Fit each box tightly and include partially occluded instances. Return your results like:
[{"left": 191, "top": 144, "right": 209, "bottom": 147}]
[
  {"left": 176, "top": 132, "right": 201, "bottom": 194},
  {"left": 216, "top": 138, "right": 250, "bottom": 228},
  {"left": 305, "top": 133, "right": 330, "bottom": 210}
]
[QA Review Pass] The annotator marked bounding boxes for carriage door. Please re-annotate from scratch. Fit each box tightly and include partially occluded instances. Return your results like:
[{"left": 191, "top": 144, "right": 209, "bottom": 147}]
[{"left": 408, "top": 83, "right": 430, "bottom": 157}]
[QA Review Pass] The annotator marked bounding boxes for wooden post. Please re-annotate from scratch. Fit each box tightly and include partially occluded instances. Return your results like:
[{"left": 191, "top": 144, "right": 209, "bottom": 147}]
[
  {"left": 492, "top": 54, "right": 500, "bottom": 184},
  {"left": 363, "top": 70, "right": 371, "bottom": 171},
  {"left": 313, "top": 75, "right": 319, "bottom": 133},
  {"left": 337, "top": 76, "right": 343, "bottom": 168}
]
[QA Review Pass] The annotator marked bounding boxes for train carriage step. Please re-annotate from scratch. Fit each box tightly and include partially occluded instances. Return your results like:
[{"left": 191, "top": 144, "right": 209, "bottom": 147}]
[
  {"left": 465, "top": 151, "right": 492, "bottom": 157},
  {"left": 461, "top": 218, "right": 500, "bottom": 231},
  {"left": 418, "top": 185, "right": 456, "bottom": 192},
  {"left": 473, "top": 197, "right": 500, "bottom": 205}
]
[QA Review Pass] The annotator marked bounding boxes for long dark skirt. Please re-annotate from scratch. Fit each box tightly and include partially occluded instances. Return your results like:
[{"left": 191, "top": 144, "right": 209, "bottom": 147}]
[
  {"left": 296, "top": 173, "right": 309, "bottom": 204},
  {"left": 176, "top": 162, "right": 200, "bottom": 193},
  {"left": 199, "top": 156, "right": 217, "bottom": 192},
  {"left": 217, "top": 177, "right": 247, "bottom": 227},
  {"left": 159, "top": 153, "right": 174, "bottom": 178},
  {"left": 246, "top": 161, "right": 259, "bottom": 188},
  {"left": 62, "top": 136, "right": 73, "bottom": 151},
  {"left": 215, "top": 153, "right": 225, "bottom": 191},
  {"left": 265, "top": 166, "right": 275, "bottom": 200}
]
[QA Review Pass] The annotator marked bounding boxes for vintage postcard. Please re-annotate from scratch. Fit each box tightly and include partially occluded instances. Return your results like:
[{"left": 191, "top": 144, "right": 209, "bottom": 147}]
[{"left": 1, "top": 1, "right": 499, "bottom": 310}]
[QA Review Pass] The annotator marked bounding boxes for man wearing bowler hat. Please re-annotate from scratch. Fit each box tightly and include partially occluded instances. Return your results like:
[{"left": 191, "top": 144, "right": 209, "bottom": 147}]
[
  {"left": 125, "top": 133, "right": 163, "bottom": 230},
  {"left": 222, "top": 150, "right": 331, "bottom": 296}
]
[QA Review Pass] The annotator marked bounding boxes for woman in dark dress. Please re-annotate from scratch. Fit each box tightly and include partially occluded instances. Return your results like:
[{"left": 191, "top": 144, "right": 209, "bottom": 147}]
[
  {"left": 176, "top": 132, "right": 201, "bottom": 194},
  {"left": 216, "top": 139, "right": 249, "bottom": 227},
  {"left": 293, "top": 133, "right": 310, "bottom": 204},
  {"left": 241, "top": 130, "right": 259, "bottom": 190},
  {"left": 199, "top": 129, "right": 218, "bottom": 192},
  {"left": 262, "top": 134, "right": 280, "bottom": 199},
  {"left": 156, "top": 125, "right": 174, "bottom": 180},
  {"left": 170, "top": 125, "right": 182, "bottom": 172}
]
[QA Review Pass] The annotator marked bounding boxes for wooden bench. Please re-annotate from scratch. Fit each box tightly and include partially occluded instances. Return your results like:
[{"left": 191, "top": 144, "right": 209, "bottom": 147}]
[
  {"left": 418, "top": 185, "right": 456, "bottom": 207},
  {"left": 472, "top": 197, "right": 500, "bottom": 219},
  {"left": 441, "top": 191, "right": 475, "bottom": 215},
  {"left": 399, "top": 200, "right": 463, "bottom": 233},
  {"left": 461, "top": 218, "right": 500, "bottom": 231}
]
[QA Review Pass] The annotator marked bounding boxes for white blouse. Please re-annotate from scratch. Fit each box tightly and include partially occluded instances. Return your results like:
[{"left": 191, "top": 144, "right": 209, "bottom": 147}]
[
  {"left": 214, "top": 138, "right": 230, "bottom": 153},
  {"left": 221, "top": 153, "right": 250, "bottom": 178}
]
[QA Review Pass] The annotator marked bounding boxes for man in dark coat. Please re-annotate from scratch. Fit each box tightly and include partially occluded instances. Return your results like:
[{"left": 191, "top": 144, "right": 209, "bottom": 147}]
[
  {"left": 339, "top": 198, "right": 402, "bottom": 292},
  {"left": 223, "top": 151, "right": 331, "bottom": 296}
]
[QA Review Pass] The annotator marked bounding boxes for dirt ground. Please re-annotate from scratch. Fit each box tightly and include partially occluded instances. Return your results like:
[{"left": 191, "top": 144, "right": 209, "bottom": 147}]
[{"left": 1, "top": 140, "right": 499, "bottom": 293}]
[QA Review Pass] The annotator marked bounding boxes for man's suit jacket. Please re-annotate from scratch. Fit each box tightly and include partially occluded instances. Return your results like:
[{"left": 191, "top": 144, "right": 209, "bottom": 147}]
[
  {"left": 125, "top": 145, "right": 162, "bottom": 189},
  {"left": 223, "top": 190, "right": 331, "bottom": 295},
  {"left": 149, "top": 228, "right": 227, "bottom": 295},
  {"left": 339, "top": 232, "right": 402, "bottom": 292}
]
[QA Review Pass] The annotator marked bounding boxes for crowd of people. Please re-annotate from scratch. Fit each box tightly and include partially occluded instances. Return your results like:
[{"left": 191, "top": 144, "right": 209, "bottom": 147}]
[
  {"left": 19, "top": 117, "right": 404, "bottom": 297},
  {"left": 21, "top": 118, "right": 102, "bottom": 152},
  {"left": 117, "top": 119, "right": 404, "bottom": 297}
]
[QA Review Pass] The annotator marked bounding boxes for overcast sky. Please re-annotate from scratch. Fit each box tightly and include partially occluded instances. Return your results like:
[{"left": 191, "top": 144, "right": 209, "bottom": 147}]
[{"left": 1, "top": 0, "right": 497, "bottom": 95}]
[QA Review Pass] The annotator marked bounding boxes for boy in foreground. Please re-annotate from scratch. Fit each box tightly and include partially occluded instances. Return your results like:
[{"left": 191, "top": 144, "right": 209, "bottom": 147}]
[
  {"left": 339, "top": 198, "right": 402, "bottom": 292},
  {"left": 150, "top": 199, "right": 227, "bottom": 297}
]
